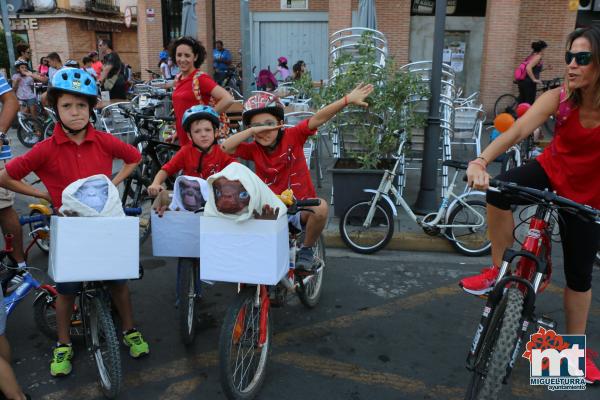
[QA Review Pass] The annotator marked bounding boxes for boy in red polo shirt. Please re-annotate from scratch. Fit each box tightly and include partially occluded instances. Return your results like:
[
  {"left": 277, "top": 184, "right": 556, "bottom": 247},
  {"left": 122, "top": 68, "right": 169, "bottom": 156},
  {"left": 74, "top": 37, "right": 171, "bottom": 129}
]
[
  {"left": 221, "top": 84, "right": 373, "bottom": 271},
  {"left": 0, "top": 68, "right": 149, "bottom": 377},
  {"left": 148, "top": 104, "right": 234, "bottom": 197}
]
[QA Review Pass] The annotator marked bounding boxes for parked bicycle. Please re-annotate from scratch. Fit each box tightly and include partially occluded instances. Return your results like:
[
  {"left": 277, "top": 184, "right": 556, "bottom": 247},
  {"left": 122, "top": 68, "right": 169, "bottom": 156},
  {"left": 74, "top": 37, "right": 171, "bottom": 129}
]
[
  {"left": 218, "top": 199, "right": 325, "bottom": 400},
  {"left": 464, "top": 180, "right": 600, "bottom": 399},
  {"left": 16, "top": 103, "right": 57, "bottom": 148},
  {"left": 339, "top": 140, "right": 490, "bottom": 255}
]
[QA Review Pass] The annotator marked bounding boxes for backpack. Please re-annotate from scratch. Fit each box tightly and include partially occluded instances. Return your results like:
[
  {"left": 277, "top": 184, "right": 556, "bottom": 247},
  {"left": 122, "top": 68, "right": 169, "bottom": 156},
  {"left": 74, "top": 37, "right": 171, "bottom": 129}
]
[
  {"left": 514, "top": 55, "right": 531, "bottom": 81},
  {"left": 189, "top": 71, "right": 230, "bottom": 139}
]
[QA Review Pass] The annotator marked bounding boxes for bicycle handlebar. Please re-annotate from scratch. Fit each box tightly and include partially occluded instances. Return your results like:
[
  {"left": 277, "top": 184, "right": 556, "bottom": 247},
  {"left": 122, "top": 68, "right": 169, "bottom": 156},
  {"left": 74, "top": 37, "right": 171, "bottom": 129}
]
[
  {"left": 489, "top": 179, "right": 600, "bottom": 222},
  {"left": 296, "top": 199, "right": 321, "bottom": 208},
  {"left": 124, "top": 207, "right": 142, "bottom": 216}
]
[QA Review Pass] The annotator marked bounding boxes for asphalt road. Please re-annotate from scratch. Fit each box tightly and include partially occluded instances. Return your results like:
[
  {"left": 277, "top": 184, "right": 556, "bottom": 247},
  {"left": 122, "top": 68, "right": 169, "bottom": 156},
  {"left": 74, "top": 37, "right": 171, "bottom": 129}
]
[{"left": 4, "top": 245, "right": 599, "bottom": 400}]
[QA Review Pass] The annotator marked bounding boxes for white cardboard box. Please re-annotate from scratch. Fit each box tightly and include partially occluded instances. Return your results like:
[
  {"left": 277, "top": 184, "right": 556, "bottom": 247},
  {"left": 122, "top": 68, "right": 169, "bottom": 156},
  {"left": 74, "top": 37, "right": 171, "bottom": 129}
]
[
  {"left": 150, "top": 192, "right": 201, "bottom": 258},
  {"left": 199, "top": 215, "right": 289, "bottom": 285},
  {"left": 151, "top": 211, "right": 201, "bottom": 258},
  {"left": 48, "top": 216, "right": 140, "bottom": 282}
]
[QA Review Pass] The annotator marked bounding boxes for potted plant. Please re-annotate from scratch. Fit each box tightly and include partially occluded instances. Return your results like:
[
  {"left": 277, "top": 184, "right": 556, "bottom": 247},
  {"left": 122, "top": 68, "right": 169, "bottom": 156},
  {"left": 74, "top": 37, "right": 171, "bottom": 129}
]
[{"left": 295, "top": 32, "right": 427, "bottom": 216}]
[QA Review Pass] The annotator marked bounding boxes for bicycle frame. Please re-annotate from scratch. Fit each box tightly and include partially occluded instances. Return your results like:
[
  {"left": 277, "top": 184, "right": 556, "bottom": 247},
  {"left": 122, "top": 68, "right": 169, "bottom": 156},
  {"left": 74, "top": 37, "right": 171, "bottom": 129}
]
[
  {"left": 466, "top": 203, "right": 554, "bottom": 379},
  {"left": 3, "top": 271, "right": 57, "bottom": 315}
]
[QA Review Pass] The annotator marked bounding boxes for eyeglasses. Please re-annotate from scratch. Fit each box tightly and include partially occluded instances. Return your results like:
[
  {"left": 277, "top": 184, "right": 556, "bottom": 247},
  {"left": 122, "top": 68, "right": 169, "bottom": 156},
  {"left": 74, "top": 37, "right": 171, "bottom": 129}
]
[
  {"left": 565, "top": 51, "right": 592, "bottom": 66},
  {"left": 249, "top": 121, "right": 278, "bottom": 128}
]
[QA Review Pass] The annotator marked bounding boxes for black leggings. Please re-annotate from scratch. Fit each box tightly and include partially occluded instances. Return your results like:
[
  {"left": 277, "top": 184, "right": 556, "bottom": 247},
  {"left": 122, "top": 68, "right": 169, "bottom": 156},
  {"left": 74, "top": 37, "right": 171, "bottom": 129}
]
[
  {"left": 517, "top": 79, "right": 537, "bottom": 105},
  {"left": 487, "top": 160, "right": 600, "bottom": 292}
]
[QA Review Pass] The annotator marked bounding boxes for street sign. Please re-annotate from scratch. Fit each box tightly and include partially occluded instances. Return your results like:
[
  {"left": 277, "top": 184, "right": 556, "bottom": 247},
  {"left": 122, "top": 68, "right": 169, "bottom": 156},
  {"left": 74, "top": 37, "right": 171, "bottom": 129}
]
[{"left": 124, "top": 6, "right": 132, "bottom": 28}]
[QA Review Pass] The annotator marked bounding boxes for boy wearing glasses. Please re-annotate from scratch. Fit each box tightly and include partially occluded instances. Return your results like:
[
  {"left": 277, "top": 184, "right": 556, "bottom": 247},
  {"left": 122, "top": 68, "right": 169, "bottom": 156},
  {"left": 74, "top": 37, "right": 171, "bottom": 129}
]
[{"left": 221, "top": 84, "right": 373, "bottom": 271}]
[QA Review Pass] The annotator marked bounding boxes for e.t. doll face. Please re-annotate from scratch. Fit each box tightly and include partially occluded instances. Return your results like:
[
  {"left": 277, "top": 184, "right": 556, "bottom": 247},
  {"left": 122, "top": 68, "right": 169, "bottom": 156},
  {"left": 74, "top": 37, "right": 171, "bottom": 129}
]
[
  {"left": 250, "top": 113, "right": 282, "bottom": 147},
  {"left": 213, "top": 178, "right": 250, "bottom": 214},
  {"left": 189, "top": 119, "right": 216, "bottom": 150},
  {"left": 74, "top": 177, "right": 108, "bottom": 212},
  {"left": 56, "top": 93, "right": 90, "bottom": 132},
  {"left": 178, "top": 178, "right": 205, "bottom": 211}
]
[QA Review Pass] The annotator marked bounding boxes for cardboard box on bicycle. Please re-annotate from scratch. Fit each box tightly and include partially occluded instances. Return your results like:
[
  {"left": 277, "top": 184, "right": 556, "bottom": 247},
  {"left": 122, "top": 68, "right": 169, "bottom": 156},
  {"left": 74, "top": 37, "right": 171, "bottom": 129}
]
[
  {"left": 48, "top": 216, "right": 140, "bottom": 283},
  {"left": 151, "top": 191, "right": 201, "bottom": 258},
  {"left": 199, "top": 215, "right": 289, "bottom": 285}
]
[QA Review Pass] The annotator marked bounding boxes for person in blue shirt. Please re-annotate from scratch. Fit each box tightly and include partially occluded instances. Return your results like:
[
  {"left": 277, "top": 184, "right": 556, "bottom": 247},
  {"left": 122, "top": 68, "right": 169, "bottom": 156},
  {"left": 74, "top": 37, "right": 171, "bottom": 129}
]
[{"left": 213, "top": 40, "right": 232, "bottom": 85}]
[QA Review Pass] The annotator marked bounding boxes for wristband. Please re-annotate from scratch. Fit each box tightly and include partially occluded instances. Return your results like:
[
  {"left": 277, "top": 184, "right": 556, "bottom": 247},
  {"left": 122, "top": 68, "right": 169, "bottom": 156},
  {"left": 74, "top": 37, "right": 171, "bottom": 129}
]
[
  {"left": 476, "top": 155, "right": 489, "bottom": 165},
  {"left": 468, "top": 159, "right": 487, "bottom": 170},
  {"left": 343, "top": 96, "right": 348, "bottom": 106}
]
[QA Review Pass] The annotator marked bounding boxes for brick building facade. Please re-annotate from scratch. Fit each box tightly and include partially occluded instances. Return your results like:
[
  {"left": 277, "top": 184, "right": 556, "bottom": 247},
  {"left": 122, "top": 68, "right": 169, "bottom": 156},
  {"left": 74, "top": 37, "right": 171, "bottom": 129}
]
[
  {"left": 5, "top": 0, "right": 138, "bottom": 74},
  {"left": 135, "top": 0, "right": 587, "bottom": 113}
]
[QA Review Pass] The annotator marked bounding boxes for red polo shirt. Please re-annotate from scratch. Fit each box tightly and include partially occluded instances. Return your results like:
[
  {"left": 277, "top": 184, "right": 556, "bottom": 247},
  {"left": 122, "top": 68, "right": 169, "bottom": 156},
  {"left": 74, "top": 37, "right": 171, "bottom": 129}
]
[
  {"left": 172, "top": 70, "right": 217, "bottom": 146},
  {"left": 234, "top": 119, "right": 317, "bottom": 199},
  {"left": 5, "top": 124, "right": 141, "bottom": 208},
  {"left": 162, "top": 143, "right": 234, "bottom": 179}
]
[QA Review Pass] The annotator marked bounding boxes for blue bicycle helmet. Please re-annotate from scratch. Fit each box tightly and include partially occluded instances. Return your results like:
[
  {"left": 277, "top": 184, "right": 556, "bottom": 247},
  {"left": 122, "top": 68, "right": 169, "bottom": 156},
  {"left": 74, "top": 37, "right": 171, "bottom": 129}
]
[
  {"left": 47, "top": 68, "right": 97, "bottom": 106},
  {"left": 182, "top": 104, "right": 220, "bottom": 132}
]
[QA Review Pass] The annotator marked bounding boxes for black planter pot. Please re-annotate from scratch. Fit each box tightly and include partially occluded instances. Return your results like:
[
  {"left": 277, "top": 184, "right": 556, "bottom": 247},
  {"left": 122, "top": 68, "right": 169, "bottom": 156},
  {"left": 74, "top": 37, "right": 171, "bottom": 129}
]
[{"left": 330, "top": 158, "right": 396, "bottom": 218}]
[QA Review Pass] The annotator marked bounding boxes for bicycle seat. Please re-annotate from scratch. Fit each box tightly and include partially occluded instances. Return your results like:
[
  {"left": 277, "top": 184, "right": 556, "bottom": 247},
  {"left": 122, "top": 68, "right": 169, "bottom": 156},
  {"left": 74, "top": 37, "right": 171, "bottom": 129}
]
[{"left": 442, "top": 160, "right": 468, "bottom": 170}]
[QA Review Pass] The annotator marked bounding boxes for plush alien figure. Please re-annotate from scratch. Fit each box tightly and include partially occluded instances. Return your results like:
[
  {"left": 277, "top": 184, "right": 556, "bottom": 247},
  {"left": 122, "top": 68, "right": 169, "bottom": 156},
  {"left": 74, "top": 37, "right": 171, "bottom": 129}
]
[
  {"left": 73, "top": 176, "right": 108, "bottom": 213},
  {"left": 212, "top": 177, "right": 278, "bottom": 219},
  {"left": 178, "top": 177, "right": 205, "bottom": 211}
]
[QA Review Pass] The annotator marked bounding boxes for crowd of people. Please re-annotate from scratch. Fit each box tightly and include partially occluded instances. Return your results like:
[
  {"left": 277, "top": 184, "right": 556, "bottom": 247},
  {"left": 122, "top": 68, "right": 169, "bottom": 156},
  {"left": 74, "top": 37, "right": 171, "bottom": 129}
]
[{"left": 0, "top": 23, "right": 599, "bottom": 398}]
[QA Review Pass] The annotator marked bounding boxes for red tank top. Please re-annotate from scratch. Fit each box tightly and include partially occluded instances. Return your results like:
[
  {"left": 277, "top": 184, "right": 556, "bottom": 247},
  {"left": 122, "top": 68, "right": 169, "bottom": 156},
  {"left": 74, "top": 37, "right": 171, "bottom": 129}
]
[{"left": 537, "top": 107, "right": 600, "bottom": 208}]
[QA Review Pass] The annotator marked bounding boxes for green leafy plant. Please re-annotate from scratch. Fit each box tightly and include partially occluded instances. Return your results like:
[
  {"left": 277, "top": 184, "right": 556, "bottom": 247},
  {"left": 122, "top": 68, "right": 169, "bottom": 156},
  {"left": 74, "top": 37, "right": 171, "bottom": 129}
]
[{"left": 294, "top": 32, "right": 428, "bottom": 169}]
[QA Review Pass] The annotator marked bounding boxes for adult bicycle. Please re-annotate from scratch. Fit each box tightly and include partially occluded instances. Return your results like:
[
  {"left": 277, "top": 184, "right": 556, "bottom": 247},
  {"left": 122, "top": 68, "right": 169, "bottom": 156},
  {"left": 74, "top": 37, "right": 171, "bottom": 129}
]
[
  {"left": 339, "top": 140, "right": 490, "bottom": 255},
  {"left": 218, "top": 199, "right": 325, "bottom": 400},
  {"left": 464, "top": 180, "right": 599, "bottom": 399}
]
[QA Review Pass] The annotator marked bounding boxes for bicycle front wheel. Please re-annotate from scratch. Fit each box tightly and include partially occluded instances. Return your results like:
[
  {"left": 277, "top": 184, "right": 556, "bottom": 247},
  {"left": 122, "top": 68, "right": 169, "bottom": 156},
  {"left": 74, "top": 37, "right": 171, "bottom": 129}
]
[
  {"left": 178, "top": 258, "right": 200, "bottom": 345},
  {"left": 219, "top": 287, "right": 271, "bottom": 400},
  {"left": 28, "top": 209, "right": 50, "bottom": 253},
  {"left": 466, "top": 288, "right": 524, "bottom": 400},
  {"left": 340, "top": 200, "right": 394, "bottom": 254},
  {"left": 493, "top": 94, "right": 518, "bottom": 117},
  {"left": 446, "top": 199, "right": 491, "bottom": 257},
  {"left": 87, "top": 296, "right": 122, "bottom": 399},
  {"left": 17, "top": 116, "right": 43, "bottom": 148},
  {"left": 121, "top": 164, "right": 152, "bottom": 244},
  {"left": 297, "top": 235, "right": 325, "bottom": 308}
]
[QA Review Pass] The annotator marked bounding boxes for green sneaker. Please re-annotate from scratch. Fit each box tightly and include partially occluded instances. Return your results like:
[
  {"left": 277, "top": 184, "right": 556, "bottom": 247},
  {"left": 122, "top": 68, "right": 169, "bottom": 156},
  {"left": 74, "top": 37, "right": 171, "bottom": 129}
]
[
  {"left": 123, "top": 329, "right": 150, "bottom": 358},
  {"left": 50, "top": 344, "right": 73, "bottom": 377}
]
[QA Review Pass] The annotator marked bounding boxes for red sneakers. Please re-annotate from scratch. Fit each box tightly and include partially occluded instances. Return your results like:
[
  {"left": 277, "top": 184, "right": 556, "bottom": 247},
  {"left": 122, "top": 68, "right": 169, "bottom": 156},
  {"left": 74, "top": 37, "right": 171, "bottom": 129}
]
[
  {"left": 586, "top": 349, "right": 600, "bottom": 385},
  {"left": 459, "top": 266, "right": 500, "bottom": 295}
]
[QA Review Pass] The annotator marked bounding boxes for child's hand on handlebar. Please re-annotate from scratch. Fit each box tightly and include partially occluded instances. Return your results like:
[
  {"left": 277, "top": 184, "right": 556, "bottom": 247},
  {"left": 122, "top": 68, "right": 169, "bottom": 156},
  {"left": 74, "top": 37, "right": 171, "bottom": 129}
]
[
  {"left": 466, "top": 163, "right": 491, "bottom": 190},
  {"left": 148, "top": 184, "right": 163, "bottom": 197},
  {"left": 346, "top": 83, "right": 374, "bottom": 107}
]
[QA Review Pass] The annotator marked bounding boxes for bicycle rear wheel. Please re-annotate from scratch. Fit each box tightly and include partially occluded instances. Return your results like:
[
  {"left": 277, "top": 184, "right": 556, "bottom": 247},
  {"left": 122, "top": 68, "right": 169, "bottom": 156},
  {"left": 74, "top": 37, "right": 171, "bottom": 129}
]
[
  {"left": 28, "top": 209, "right": 51, "bottom": 253},
  {"left": 466, "top": 288, "right": 524, "bottom": 400},
  {"left": 446, "top": 199, "right": 491, "bottom": 257},
  {"left": 178, "top": 258, "right": 200, "bottom": 345},
  {"left": 86, "top": 295, "right": 122, "bottom": 399},
  {"left": 493, "top": 94, "right": 518, "bottom": 117},
  {"left": 340, "top": 200, "right": 394, "bottom": 254},
  {"left": 17, "top": 116, "right": 43, "bottom": 148},
  {"left": 297, "top": 235, "right": 325, "bottom": 308},
  {"left": 219, "top": 287, "right": 271, "bottom": 400}
]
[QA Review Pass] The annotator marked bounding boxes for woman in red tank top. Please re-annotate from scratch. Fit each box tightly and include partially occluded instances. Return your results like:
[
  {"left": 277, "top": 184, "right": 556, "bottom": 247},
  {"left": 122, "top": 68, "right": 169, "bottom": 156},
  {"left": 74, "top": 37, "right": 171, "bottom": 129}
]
[{"left": 463, "top": 26, "right": 600, "bottom": 384}]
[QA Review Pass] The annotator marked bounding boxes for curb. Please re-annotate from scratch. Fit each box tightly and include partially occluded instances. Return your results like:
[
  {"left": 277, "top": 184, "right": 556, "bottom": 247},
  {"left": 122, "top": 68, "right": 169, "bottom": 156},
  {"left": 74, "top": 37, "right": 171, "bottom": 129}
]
[{"left": 323, "top": 230, "right": 454, "bottom": 253}]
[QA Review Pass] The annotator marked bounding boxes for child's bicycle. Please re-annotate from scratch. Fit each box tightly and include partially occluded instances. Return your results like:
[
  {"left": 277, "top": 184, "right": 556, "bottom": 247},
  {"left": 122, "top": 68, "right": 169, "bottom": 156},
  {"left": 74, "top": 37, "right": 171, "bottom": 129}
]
[
  {"left": 464, "top": 180, "right": 600, "bottom": 399},
  {"left": 339, "top": 154, "right": 490, "bottom": 256},
  {"left": 20, "top": 193, "right": 53, "bottom": 254},
  {"left": 217, "top": 199, "right": 325, "bottom": 400}
]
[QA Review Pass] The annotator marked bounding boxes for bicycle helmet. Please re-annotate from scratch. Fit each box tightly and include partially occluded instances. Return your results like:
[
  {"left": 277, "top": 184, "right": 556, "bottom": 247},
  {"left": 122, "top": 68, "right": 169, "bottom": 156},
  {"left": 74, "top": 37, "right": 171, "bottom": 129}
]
[
  {"left": 47, "top": 68, "right": 97, "bottom": 104},
  {"left": 14, "top": 60, "right": 29, "bottom": 69},
  {"left": 64, "top": 59, "right": 80, "bottom": 68},
  {"left": 182, "top": 104, "right": 220, "bottom": 132},
  {"left": 242, "top": 92, "right": 285, "bottom": 127},
  {"left": 278, "top": 56, "right": 288, "bottom": 65}
]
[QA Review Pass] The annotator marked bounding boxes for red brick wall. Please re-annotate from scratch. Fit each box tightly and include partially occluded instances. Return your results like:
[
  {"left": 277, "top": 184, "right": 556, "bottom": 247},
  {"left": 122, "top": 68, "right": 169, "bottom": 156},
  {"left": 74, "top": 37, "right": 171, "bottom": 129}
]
[
  {"left": 28, "top": 19, "right": 70, "bottom": 67},
  {"left": 197, "top": 0, "right": 214, "bottom": 74},
  {"left": 376, "top": 0, "right": 411, "bottom": 65},
  {"left": 329, "top": 0, "right": 352, "bottom": 37},
  {"left": 137, "top": 0, "right": 163, "bottom": 81},
  {"left": 215, "top": 0, "right": 242, "bottom": 65},
  {"left": 251, "top": 0, "right": 328, "bottom": 12},
  {"left": 113, "top": 29, "right": 140, "bottom": 73},
  {"left": 480, "top": 0, "right": 576, "bottom": 115}
]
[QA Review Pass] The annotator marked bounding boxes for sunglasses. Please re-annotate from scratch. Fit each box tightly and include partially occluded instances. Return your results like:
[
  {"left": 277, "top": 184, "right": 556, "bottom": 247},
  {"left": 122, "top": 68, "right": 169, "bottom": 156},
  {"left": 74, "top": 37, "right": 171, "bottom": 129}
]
[
  {"left": 565, "top": 51, "right": 592, "bottom": 66},
  {"left": 250, "top": 121, "right": 278, "bottom": 128}
]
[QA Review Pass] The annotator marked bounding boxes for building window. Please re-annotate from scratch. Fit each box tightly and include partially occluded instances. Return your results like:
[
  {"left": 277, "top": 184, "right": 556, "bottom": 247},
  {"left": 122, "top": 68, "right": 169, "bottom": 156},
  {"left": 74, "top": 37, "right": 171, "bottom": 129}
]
[
  {"left": 162, "top": 0, "right": 183, "bottom": 46},
  {"left": 281, "top": 0, "right": 308, "bottom": 10}
]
